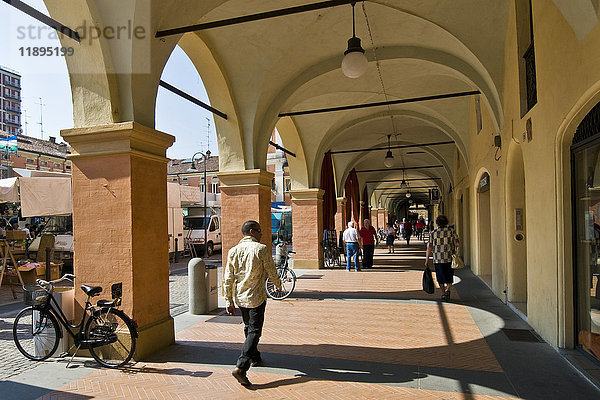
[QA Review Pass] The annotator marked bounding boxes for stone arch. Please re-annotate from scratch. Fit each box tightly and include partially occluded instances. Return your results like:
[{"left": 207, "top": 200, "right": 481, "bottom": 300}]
[
  {"left": 255, "top": 44, "right": 503, "bottom": 173},
  {"left": 44, "top": 1, "right": 120, "bottom": 127},
  {"left": 311, "top": 108, "right": 468, "bottom": 188},
  {"left": 275, "top": 117, "right": 310, "bottom": 190},
  {"left": 171, "top": 33, "right": 246, "bottom": 171},
  {"left": 505, "top": 143, "right": 528, "bottom": 315},
  {"left": 555, "top": 79, "right": 600, "bottom": 347},
  {"left": 335, "top": 142, "right": 453, "bottom": 199}
]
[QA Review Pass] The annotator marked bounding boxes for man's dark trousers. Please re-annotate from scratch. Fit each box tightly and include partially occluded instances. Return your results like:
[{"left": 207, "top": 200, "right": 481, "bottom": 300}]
[
  {"left": 237, "top": 301, "right": 266, "bottom": 371},
  {"left": 363, "top": 244, "right": 375, "bottom": 268}
]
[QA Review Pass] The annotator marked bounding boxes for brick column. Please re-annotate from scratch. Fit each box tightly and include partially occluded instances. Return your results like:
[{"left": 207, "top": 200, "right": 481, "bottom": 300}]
[
  {"left": 290, "top": 189, "right": 324, "bottom": 269},
  {"left": 379, "top": 209, "right": 388, "bottom": 227},
  {"left": 370, "top": 208, "right": 379, "bottom": 230},
  {"left": 335, "top": 197, "right": 347, "bottom": 233},
  {"left": 62, "top": 122, "right": 175, "bottom": 360},
  {"left": 217, "top": 170, "right": 274, "bottom": 267}
]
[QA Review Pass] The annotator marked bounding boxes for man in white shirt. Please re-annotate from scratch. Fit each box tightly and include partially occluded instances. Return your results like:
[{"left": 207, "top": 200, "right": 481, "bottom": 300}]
[{"left": 343, "top": 221, "right": 362, "bottom": 271}]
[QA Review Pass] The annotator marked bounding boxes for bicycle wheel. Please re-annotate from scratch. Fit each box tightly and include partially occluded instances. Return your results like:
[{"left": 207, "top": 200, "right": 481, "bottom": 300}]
[
  {"left": 85, "top": 308, "right": 136, "bottom": 368},
  {"left": 324, "top": 248, "right": 335, "bottom": 268},
  {"left": 266, "top": 267, "right": 296, "bottom": 300},
  {"left": 13, "top": 307, "right": 60, "bottom": 361}
]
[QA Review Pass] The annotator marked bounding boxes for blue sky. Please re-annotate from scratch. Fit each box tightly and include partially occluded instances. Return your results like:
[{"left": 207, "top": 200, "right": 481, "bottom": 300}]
[{"left": 0, "top": 0, "right": 216, "bottom": 159}]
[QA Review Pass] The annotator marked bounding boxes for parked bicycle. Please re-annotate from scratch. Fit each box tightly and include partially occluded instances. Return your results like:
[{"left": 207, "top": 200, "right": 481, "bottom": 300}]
[
  {"left": 12, "top": 274, "right": 138, "bottom": 368},
  {"left": 266, "top": 242, "right": 296, "bottom": 300}
]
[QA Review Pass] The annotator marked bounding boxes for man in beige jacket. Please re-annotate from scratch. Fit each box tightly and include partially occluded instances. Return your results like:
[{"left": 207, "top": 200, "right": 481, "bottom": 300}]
[{"left": 223, "top": 220, "right": 282, "bottom": 387}]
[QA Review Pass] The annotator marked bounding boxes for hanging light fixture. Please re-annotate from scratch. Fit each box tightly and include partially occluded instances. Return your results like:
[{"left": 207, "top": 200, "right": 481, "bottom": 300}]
[
  {"left": 400, "top": 168, "right": 407, "bottom": 189},
  {"left": 383, "top": 134, "right": 394, "bottom": 168},
  {"left": 405, "top": 191, "right": 412, "bottom": 198},
  {"left": 341, "top": 2, "right": 368, "bottom": 78}
]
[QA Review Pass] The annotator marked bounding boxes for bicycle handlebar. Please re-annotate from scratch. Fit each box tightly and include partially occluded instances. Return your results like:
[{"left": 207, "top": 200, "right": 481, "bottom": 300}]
[{"left": 36, "top": 273, "right": 75, "bottom": 288}]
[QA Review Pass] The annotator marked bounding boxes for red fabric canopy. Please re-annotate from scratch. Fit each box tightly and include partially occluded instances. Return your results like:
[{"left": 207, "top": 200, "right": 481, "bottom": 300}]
[
  {"left": 361, "top": 186, "right": 369, "bottom": 225},
  {"left": 319, "top": 152, "right": 337, "bottom": 231}
]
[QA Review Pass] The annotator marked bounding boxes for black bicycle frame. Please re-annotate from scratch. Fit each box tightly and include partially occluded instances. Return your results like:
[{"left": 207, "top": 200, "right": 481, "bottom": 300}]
[{"left": 36, "top": 291, "right": 94, "bottom": 343}]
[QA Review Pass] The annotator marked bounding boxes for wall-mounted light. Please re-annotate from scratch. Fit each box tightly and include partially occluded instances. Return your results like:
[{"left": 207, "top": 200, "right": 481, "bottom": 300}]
[
  {"left": 341, "top": 2, "right": 368, "bottom": 78},
  {"left": 383, "top": 135, "right": 394, "bottom": 168}
]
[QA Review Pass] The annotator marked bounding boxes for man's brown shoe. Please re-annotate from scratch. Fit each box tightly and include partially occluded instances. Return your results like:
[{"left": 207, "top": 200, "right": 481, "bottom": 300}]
[{"left": 232, "top": 368, "right": 252, "bottom": 387}]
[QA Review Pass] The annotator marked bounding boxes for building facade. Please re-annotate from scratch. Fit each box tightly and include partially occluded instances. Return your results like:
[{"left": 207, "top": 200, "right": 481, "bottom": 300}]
[
  {"left": 0, "top": 66, "right": 21, "bottom": 136},
  {"left": 0, "top": 132, "right": 70, "bottom": 177}
]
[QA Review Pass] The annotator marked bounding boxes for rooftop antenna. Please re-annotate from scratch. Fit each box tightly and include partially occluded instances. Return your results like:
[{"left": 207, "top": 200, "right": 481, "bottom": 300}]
[
  {"left": 205, "top": 117, "right": 211, "bottom": 152},
  {"left": 22, "top": 108, "right": 29, "bottom": 136},
  {"left": 37, "top": 97, "right": 46, "bottom": 139}
]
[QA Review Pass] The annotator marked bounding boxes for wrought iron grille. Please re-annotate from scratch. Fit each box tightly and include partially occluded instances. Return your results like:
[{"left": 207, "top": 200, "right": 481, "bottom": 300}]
[
  {"left": 573, "top": 101, "right": 600, "bottom": 145},
  {"left": 523, "top": 43, "right": 537, "bottom": 112}
]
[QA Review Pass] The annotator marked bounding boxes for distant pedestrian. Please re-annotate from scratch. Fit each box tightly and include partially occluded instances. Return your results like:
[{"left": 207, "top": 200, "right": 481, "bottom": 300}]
[
  {"left": 359, "top": 219, "right": 377, "bottom": 268},
  {"left": 415, "top": 219, "right": 425, "bottom": 240},
  {"left": 402, "top": 218, "right": 413, "bottom": 246},
  {"left": 424, "top": 215, "right": 459, "bottom": 301},
  {"left": 384, "top": 223, "right": 396, "bottom": 253},
  {"left": 223, "top": 220, "right": 282, "bottom": 387},
  {"left": 343, "top": 221, "right": 362, "bottom": 271}
]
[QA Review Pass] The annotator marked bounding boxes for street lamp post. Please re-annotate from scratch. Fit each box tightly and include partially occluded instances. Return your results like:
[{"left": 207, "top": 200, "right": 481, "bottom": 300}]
[{"left": 191, "top": 150, "right": 212, "bottom": 257}]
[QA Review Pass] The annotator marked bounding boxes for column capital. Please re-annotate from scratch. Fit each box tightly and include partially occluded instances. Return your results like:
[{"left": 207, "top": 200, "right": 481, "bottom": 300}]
[
  {"left": 61, "top": 122, "right": 175, "bottom": 162},
  {"left": 336, "top": 197, "right": 347, "bottom": 205},
  {"left": 217, "top": 169, "right": 274, "bottom": 188},
  {"left": 290, "top": 188, "right": 324, "bottom": 201}
]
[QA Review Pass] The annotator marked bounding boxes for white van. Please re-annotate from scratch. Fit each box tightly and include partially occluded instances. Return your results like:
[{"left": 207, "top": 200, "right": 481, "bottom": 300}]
[{"left": 184, "top": 214, "right": 222, "bottom": 257}]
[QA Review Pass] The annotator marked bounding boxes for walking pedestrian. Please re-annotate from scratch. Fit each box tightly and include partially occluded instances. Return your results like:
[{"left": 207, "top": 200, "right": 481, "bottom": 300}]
[
  {"left": 223, "top": 220, "right": 283, "bottom": 387},
  {"left": 359, "top": 219, "right": 377, "bottom": 268},
  {"left": 424, "top": 215, "right": 459, "bottom": 301},
  {"left": 384, "top": 222, "right": 396, "bottom": 253},
  {"left": 402, "top": 218, "right": 413, "bottom": 246},
  {"left": 343, "top": 221, "right": 362, "bottom": 271},
  {"left": 415, "top": 219, "right": 425, "bottom": 241}
]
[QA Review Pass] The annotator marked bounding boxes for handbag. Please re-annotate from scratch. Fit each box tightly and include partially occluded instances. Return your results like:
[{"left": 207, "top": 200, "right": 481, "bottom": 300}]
[
  {"left": 422, "top": 267, "right": 435, "bottom": 294},
  {"left": 451, "top": 254, "right": 464, "bottom": 269}
]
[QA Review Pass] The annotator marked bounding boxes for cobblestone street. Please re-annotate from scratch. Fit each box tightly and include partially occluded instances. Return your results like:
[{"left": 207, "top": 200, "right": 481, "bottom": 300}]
[{"left": 0, "top": 254, "right": 221, "bottom": 380}]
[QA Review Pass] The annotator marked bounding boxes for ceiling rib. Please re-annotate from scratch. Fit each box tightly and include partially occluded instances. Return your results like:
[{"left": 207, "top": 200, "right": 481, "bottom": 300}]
[
  {"left": 155, "top": 0, "right": 356, "bottom": 37},
  {"left": 330, "top": 140, "right": 453, "bottom": 155},
  {"left": 356, "top": 165, "right": 443, "bottom": 173},
  {"left": 278, "top": 90, "right": 480, "bottom": 117}
]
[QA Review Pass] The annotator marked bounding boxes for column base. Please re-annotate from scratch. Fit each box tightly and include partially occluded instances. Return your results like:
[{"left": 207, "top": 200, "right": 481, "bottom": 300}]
[
  {"left": 293, "top": 259, "right": 321, "bottom": 269},
  {"left": 135, "top": 316, "right": 175, "bottom": 360}
]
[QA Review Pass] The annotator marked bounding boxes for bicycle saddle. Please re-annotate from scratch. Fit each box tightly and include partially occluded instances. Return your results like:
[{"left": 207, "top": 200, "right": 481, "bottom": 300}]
[
  {"left": 81, "top": 285, "right": 102, "bottom": 297},
  {"left": 97, "top": 299, "right": 118, "bottom": 307}
]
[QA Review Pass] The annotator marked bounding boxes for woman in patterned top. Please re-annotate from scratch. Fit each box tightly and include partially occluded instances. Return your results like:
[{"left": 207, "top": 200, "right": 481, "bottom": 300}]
[{"left": 424, "top": 215, "right": 459, "bottom": 301}]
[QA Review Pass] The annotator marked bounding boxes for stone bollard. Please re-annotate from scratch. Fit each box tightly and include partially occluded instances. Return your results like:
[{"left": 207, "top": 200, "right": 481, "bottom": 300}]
[{"left": 188, "top": 258, "right": 207, "bottom": 314}]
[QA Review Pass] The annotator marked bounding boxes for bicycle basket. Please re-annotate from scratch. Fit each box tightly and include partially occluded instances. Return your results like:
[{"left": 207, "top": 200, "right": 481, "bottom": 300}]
[{"left": 23, "top": 284, "right": 47, "bottom": 306}]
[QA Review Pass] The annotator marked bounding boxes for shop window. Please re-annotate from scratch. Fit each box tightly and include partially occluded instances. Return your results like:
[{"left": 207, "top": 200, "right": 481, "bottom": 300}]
[{"left": 571, "top": 102, "right": 600, "bottom": 363}]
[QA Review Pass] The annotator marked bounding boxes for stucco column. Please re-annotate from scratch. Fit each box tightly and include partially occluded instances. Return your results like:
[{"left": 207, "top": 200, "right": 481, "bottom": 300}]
[
  {"left": 335, "top": 197, "right": 347, "bottom": 233},
  {"left": 62, "top": 122, "right": 175, "bottom": 360},
  {"left": 217, "top": 170, "right": 274, "bottom": 267},
  {"left": 290, "top": 189, "right": 324, "bottom": 269}
]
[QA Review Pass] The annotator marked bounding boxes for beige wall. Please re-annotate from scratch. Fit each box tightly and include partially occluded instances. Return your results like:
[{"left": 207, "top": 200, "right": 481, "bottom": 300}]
[{"left": 450, "top": 0, "right": 600, "bottom": 347}]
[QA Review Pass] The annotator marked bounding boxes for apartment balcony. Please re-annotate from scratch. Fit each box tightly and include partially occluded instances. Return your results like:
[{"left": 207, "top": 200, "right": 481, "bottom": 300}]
[
  {"left": 4, "top": 105, "right": 21, "bottom": 114},
  {"left": 4, "top": 81, "right": 21, "bottom": 89},
  {"left": 4, "top": 93, "right": 20, "bottom": 101},
  {"left": 3, "top": 118, "right": 20, "bottom": 126}
]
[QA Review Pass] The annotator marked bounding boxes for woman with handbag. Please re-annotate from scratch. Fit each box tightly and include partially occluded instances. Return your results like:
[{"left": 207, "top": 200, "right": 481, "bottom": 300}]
[
  {"left": 384, "top": 223, "right": 396, "bottom": 253},
  {"left": 424, "top": 215, "right": 459, "bottom": 301}
]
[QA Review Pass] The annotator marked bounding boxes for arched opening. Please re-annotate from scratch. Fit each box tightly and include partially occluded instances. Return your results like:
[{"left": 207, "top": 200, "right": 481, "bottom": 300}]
[
  {"left": 506, "top": 145, "right": 528, "bottom": 317},
  {"left": 477, "top": 172, "right": 492, "bottom": 287},
  {"left": 462, "top": 188, "right": 471, "bottom": 267},
  {"left": 571, "top": 101, "right": 600, "bottom": 362}
]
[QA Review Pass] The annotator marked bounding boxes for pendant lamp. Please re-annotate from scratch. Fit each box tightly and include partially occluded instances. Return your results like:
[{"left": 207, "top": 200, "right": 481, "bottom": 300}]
[{"left": 341, "top": 2, "right": 368, "bottom": 78}]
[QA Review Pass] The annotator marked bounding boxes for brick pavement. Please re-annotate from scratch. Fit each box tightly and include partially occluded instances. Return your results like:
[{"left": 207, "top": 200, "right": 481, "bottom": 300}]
[{"left": 3, "top": 243, "right": 599, "bottom": 399}]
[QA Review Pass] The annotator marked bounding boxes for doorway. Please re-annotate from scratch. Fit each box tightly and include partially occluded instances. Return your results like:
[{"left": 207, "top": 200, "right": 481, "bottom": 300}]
[{"left": 477, "top": 173, "right": 492, "bottom": 287}]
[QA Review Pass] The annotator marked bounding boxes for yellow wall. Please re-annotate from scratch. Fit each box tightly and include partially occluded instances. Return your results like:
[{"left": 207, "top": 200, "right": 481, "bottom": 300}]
[{"left": 453, "top": 0, "right": 600, "bottom": 347}]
